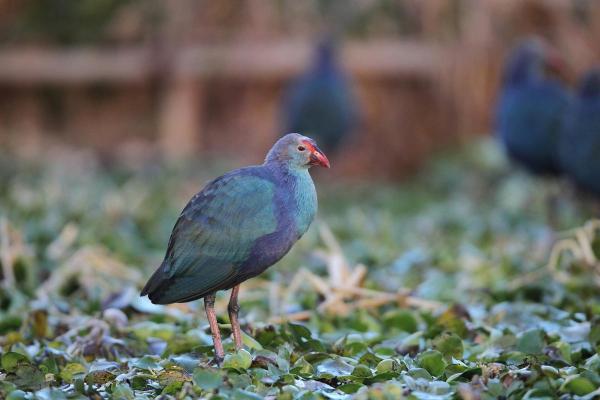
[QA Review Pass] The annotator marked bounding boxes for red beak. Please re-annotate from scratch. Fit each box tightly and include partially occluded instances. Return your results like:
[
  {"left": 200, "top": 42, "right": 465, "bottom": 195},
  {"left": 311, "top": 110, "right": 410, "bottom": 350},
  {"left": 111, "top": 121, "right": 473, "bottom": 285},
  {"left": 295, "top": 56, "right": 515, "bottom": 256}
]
[{"left": 309, "top": 145, "right": 330, "bottom": 168}]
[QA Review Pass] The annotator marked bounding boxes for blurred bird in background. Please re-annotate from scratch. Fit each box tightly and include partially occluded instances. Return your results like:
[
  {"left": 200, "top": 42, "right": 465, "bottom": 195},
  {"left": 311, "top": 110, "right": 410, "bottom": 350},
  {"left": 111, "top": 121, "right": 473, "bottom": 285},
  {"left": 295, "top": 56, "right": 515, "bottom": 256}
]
[
  {"left": 496, "top": 37, "right": 571, "bottom": 175},
  {"left": 281, "top": 37, "right": 359, "bottom": 155},
  {"left": 558, "top": 68, "right": 600, "bottom": 198}
]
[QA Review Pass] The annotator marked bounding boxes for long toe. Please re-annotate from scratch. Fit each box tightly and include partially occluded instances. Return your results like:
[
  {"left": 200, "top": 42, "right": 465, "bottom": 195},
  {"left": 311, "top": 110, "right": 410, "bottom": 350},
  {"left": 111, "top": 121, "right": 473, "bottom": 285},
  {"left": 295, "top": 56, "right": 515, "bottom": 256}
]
[{"left": 211, "top": 355, "right": 224, "bottom": 367}]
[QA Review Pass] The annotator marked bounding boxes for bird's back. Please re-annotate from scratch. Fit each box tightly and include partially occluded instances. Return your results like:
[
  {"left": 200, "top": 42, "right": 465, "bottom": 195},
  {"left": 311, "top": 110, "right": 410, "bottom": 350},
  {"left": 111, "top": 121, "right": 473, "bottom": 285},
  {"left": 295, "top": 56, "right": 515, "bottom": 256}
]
[
  {"left": 497, "top": 80, "right": 570, "bottom": 174},
  {"left": 559, "top": 95, "right": 600, "bottom": 195}
]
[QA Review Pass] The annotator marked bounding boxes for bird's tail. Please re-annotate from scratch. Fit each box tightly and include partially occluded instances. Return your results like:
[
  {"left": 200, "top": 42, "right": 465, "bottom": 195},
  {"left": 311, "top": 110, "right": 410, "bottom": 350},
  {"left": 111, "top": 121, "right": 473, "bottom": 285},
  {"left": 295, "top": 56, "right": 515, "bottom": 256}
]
[{"left": 140, "top": 262, "right": 168, "bottom": 298}]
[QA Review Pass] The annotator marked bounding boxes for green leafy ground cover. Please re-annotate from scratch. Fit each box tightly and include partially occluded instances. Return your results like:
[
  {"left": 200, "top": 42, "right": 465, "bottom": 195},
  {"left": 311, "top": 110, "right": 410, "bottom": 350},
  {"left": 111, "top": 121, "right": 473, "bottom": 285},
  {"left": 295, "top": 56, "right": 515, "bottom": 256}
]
[{"left": 0, "top": 140, "right": 599, "bottom": 399}]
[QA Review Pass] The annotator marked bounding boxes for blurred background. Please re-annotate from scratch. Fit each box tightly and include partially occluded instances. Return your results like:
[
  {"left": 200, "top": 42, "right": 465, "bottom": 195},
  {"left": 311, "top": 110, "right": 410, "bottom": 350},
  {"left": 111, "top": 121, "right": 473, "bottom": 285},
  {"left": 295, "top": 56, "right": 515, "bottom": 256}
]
[{"left": 0, "top": 0, "right": 598, "bottom": 179}]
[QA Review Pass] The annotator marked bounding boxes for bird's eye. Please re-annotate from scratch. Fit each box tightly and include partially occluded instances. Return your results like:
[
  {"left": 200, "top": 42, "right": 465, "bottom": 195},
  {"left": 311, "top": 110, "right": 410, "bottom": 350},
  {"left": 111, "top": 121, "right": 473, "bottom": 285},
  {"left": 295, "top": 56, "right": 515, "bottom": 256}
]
[{"left": 297, "top": 146, "right": 306, "bottom": 152}]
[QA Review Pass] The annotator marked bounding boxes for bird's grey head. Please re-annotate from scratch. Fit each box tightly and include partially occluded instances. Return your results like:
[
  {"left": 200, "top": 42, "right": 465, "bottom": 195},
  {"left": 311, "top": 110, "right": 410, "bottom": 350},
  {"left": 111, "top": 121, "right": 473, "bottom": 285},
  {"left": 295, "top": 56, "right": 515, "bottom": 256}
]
[
  {"left": 265, "top": 133, "right": 330, "bottom": 169},
  {"left": 504, "top": 36, "right": 566, "bottom": 84}
]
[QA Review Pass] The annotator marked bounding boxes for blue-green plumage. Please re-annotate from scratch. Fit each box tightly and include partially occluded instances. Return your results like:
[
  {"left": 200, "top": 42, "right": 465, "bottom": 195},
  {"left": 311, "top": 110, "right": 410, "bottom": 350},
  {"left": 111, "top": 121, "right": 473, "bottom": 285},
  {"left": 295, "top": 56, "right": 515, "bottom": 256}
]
[
  {"left": 558, "top": 69, "right": 600, "bottom": 195},
  {"left": 141, "top": 133, "right": 326, "bottom": 304}
]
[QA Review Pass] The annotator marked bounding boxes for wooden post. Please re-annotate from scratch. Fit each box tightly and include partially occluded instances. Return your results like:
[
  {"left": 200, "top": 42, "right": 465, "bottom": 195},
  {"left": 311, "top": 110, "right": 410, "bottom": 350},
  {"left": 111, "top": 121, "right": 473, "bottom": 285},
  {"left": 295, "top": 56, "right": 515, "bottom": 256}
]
[{"left": 158, "top": 77, "right": 202, "bottom": 160}]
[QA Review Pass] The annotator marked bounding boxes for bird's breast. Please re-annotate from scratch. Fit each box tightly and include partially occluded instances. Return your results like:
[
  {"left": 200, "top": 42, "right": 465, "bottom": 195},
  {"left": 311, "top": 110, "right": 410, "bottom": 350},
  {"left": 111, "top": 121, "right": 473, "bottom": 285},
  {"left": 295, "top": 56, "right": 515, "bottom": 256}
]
[{"left": 291, "top": 173, "right": 317, "bottom": 237}]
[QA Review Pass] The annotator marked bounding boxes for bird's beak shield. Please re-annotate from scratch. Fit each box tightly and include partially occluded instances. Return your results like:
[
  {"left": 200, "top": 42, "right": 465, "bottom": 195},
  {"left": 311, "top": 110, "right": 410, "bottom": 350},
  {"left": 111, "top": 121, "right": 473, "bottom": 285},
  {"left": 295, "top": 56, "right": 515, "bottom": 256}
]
[{"left": 309, "top": 145, "right": 330, "bottom": 168}]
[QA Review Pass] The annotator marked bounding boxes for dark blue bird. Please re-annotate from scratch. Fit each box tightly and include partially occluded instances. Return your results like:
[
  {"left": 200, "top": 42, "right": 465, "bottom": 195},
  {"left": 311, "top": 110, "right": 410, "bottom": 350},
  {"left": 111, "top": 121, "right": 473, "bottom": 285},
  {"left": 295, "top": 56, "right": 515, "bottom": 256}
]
[
  {"left": 558, "top": 68, "right": 600, "bottom": 196},
  {"left": 281, "top": 38, "right": 359, "bottom": 154},
  {"left": 496, "top": 38, "right": 571, "bottom": 174}
]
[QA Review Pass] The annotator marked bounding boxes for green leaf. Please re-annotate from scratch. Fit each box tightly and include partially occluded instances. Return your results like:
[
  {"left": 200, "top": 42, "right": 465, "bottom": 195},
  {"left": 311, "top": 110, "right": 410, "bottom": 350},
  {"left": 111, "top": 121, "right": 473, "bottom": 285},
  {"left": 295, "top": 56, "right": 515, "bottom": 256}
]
[
  {"left": 290, "top": 357, "right": 314, "bottom": 376},
  {"left": 60, "top": 363, "right": 86, "bottom": 383},
  {"left": 418, "top": 350, "right": 446, "bottom": 377},
  {"left": 563, "top": 375, "right": 596, "bottom": 395},
  {"left": 222, "top": 349, "right": 253, "bottom": 370},
  {"left": 111, "top": 383, "right": 135, "bottom": 400},
  {"left": 0, "top": 316, "right": 22, "bottom": 335},
  {"left": 6, "top": 365, "right": 45, "bottom": 391},
  {"left": 288, "top": 323, "right": 312, "bottom": 341},
  {"left": 383, "top": 310, "right": 418, "bottom": 333},
  {"left": 433, "top": 332, "right": 464, "bottom": 360},
  {"left": 132, "top": 355, "right": 162, "bottom": 370},
  {"left": 1, "top": 352, "right": 29, "bottom": 373},
  {"left": 85, "top": 370, "right": 115, "bottom": 385},
  {"left": 242, "top": 332, "right": 263, "bottom": 350},
  {"left": 338, "top": 383, "right": 364, "bottom": 394},
  {"left": 517, "top": 329, "right": 544, "bottom": 354},
  {"left": 6, "top": 390, "right": 28, "bottom": 400},
  {"left": 157, "top": 368, "right": 190, "bottom": 386},
  {"left": 230, "top": 388, "right": 263, "bottom": 400},
  {"left": 315, "top": 358, "right": 354, "bottom": 378},
  {"left": 375, "top": 359, "right": 401, "bottom": 374},
  {"left": 193, "top": 368, "right": 222, "bottom": 391},
  {"left": 352, "top": 364, "right": 373, "bottom": 378}
]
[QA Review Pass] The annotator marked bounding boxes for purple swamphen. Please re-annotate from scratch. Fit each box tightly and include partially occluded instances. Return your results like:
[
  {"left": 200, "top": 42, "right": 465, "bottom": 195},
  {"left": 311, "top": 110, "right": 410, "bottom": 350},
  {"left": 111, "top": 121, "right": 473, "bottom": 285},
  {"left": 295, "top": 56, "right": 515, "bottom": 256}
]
[
  {"left": 496, "top": 38, "right": 570, "bottom": 175},
  {"left": 141, "top": 133, "right": 330, "bottom": 363},
  {"left": 558, "top": 68, "right": 600, "bottom": 196},
  {"left": 281, "top": 38, "right": 359, "bottom": 154}
]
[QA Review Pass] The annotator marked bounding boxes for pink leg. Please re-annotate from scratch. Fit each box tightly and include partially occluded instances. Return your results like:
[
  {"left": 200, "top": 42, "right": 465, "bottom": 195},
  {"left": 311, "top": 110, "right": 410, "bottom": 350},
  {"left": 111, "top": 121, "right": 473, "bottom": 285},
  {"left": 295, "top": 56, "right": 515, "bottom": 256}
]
[
  {"left": 204, "top": 293, "right": 224, "bottom": 364},
  {"left": 228, "top": 285, "right": 243, "bottom": 350}
]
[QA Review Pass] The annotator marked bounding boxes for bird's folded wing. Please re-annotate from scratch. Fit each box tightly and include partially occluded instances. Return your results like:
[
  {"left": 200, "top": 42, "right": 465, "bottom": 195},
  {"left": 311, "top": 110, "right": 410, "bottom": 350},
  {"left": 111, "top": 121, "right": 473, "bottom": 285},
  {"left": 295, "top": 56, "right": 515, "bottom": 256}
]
[{"left": 145, "top": 170, "right": 278, "bottom": 302}]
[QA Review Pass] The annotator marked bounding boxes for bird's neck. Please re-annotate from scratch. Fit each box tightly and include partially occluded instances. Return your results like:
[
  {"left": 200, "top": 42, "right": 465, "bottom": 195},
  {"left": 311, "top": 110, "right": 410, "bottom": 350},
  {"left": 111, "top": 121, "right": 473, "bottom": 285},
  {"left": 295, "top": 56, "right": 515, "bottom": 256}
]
[
  {"left": 267, "top": 162, "right": 317, "bottom": 233},
  {"left": 504, "top": 59, "right": 540, "bottom": 86}
]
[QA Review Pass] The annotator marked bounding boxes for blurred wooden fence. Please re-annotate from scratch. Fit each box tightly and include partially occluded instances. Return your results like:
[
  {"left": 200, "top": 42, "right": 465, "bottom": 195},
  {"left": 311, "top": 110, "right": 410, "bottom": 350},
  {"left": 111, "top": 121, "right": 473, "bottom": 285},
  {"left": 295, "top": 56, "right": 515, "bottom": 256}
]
[{"left": 0, "top": 0, "right": 598, "bottom": 178}]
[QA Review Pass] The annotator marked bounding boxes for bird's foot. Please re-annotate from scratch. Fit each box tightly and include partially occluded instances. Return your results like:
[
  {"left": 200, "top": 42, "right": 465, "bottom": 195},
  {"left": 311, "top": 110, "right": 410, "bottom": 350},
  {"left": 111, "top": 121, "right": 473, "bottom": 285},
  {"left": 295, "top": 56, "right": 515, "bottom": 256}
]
[{"left": 211, "top": 355, "right": 224, "bottom": 367}]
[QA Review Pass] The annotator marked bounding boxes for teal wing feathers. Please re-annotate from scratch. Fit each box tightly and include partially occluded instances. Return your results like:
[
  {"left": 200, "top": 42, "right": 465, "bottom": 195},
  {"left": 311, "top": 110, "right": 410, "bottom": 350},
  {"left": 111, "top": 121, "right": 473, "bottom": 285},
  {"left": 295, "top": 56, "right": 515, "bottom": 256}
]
[{"left": 142, "top": 169, "right": 278, "bottom": 303}]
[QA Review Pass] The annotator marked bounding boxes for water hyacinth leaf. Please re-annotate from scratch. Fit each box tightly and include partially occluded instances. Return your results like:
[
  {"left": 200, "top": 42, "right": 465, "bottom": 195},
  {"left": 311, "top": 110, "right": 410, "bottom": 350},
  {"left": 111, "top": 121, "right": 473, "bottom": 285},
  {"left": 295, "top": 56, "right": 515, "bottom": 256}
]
[
  {"left": 84, "top": 370, "right": 115, "bottom": 385},
  {"left": 291, "top": 357, "right": 314, "bottom": 376},
  {"left": 351, "top": 364, "right": 373, "bottom": 379},
  {"left": 242, "top": 332, "right": 264, "bottom": 350},
  {"left": 59, "top": 363, "right": 86, "bottom": 383},
  {"left": 6, "top": 365, "right": 45, "bottom": 391},
  {"left": 337, "top": 382, "right": 364, "bottom": 394},
  {"left": 193, "top": 368, "right": 223, "bottom": 391},
  {"left": 433, "top": 332, "right": 463, "bottom": 360},
  {"left": 130, "top": 322, "right": 176, "bottom": 341},
  {"left": 231, "top": 388, "right": 263, "bottom": 400},
  {"left": 1, "top": 352, "right": 30, "bottom": 372},
  {"left": 132, "top": 355, "right": 162, "bottom": 370},
  {"left": 383, "top": 310, "right": 418, "bottom": 333},
  {"left": 6, "top": 390, "right": 28, "bottom": 400},
  {"left": 541, "top": 365, "right": 560, "bottom": 377},
  {"left": 375, "top": 359, "right": 399, "bottom": 374},
  {"left": 170, "top": 354, "right": 200, "bottom": 372},
  {"left": 288, "top": 323, "right": 312, "bottom": 341},
  {"left": 406, "top": 368, "right": 432, "bottom": 380},
  {"left": 316, "top": 358, "right": 355, "bottom": 378},
  {"left": 157, "top": 368, "right": 191, "bottom": 386},
  {"left": 517, "top": 329, "right": 545, "bottom": 354},
  {"left": 223, "top": 349, "right": 253, "bottom": 370},
  {"left": 436, "top": 307, "right": 469, "bottom": 338},
  {"left": 110, "top": 383, "right": 135, "bottom": 400},
  {"left": 0, "top": 315, "right": 22, "bottom": 335},
  {"left": 417, "top": 350, "right": 446, "bottom": 377},
  {"left": 562, "top": 375, "right": 596, "bottom": 395},
  {"left": 553, "top": 341, "right": 572, "bottom": 363}
]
